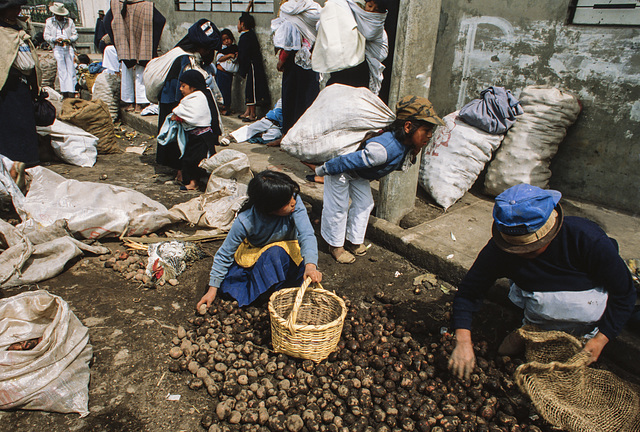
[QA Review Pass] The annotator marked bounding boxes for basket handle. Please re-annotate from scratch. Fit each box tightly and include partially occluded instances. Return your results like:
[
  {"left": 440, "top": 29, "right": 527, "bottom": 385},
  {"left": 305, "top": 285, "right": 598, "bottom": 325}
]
[{"left": 286, "top": 277, "right": 322, "bottom": 334}]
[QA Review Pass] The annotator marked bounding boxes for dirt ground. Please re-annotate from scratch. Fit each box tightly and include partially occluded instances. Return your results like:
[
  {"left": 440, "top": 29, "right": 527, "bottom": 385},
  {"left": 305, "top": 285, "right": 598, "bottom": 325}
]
[{"left": 0, "top": 127, "right": 612, "bottom": 431}]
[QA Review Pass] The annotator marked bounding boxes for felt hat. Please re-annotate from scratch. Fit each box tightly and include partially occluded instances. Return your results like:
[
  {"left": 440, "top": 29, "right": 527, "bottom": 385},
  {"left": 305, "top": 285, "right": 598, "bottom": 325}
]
[
  {"left": 396, "top": 95, "right": 444, "bottom": 126},
  {"left": 187, "top": 19, "right": 221, "bottom": 52},
  {"left": 0, "top": 0, "right": 27, "bottom": 10},
  {"left": 98, "top": 9, "right": 105, "bottom": 16},
  {"left": 49, "top": 2, "right": 69, "bottom": 16},
  {"left": 491, "top": 184, "right": 564, "bottom": 254},
  {"left": 179, "top": 69, "right": 207, "bottom": 92}
]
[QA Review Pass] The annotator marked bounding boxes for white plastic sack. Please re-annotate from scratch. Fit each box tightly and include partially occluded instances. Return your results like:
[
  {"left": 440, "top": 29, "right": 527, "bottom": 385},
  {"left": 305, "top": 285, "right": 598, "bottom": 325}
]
[
  {"left": 311, "top": 0, "right": 365, "bottom": 74},
  {"left": 143, "top": 47, "right": 191, "bottom": 104},
  {"left": 419, "top": 111, "right": 504, "bottom": 210},
  {"left": 170, "top": 150, "right": 252, "bottom": 232},
  {"left": 16, "top": 167, "right": 177, "bottom": 239},
  {"left": 0, "top": 219, "right": 109, "bottom": 287},
  {"left": 281, "top": 84, "right": 395, "bottom": 163},
  {"left": 484, "top": 86, "right": 580, "bottom": 196},
  {"left": 36, "top": 119, "right": 98, "bottom": 168},
  {"left": 0, "top": 290, "right": 92, "bottom": 415}
]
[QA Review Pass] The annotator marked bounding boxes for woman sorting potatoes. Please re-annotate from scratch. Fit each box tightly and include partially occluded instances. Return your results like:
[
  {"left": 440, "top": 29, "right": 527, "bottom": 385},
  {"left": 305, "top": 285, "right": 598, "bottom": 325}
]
[{"left": 197, "top": 171, "right": 322, "bottom": 309}]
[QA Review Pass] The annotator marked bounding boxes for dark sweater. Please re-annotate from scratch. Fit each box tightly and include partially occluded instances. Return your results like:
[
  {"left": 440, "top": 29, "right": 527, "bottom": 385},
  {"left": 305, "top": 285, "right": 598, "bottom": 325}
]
[{"left": 452, "top": 216, "right": 635, "bottom": 340}]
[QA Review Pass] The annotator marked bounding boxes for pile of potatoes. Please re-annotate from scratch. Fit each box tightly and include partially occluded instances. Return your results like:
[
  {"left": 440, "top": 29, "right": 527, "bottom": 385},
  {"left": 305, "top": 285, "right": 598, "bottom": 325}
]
[{"left": 168, "top": 298, "right": 553, "bottom": 432}]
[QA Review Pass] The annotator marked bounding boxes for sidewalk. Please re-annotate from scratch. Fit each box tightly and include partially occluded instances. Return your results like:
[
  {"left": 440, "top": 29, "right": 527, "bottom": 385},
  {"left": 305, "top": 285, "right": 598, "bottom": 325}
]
[{"left": 122, "top": 109, "right": 640, "bottom": 376}]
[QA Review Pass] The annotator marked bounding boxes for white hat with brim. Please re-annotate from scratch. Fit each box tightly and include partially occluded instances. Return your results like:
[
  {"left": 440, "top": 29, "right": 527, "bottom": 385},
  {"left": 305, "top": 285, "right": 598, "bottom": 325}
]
[{"left": 49, "top": 2, "right": 69, "bottom": 16}]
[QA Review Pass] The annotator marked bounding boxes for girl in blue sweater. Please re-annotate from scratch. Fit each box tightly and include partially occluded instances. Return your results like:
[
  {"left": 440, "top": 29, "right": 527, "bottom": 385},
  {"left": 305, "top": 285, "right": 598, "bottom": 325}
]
[
  {"left": 198, "top": 170, "right": 322, "bottom": 308},
  {"left": 314, "top": 95, "right": 443, "bottom": 263}
]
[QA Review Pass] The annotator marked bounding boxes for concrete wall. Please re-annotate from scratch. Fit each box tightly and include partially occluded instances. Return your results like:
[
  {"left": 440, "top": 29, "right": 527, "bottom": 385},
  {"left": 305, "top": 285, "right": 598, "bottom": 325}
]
[
  {"left": 151, "top": 0, "right": 282, "bottom": 115},
  {"left": 429, "top": 0, "right": 640, "bottom": 214}
]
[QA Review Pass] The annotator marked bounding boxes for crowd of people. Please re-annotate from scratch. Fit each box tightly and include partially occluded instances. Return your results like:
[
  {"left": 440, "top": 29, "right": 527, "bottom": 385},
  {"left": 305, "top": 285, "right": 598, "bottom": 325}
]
[{"left": 0, "top": 0, "right": 637, "bottom": 378}]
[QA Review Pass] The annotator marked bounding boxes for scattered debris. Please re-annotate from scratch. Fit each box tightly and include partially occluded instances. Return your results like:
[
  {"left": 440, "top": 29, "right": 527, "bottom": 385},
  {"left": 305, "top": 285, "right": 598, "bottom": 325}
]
[
  {"left": 446, "top": 253, "right": 454, "bottom": 260},
  {"left": 413, "top": 272, "right": 438, "bottom": 287},
  {"left": 166, "top": 393, "right": 181, "bottom": 401},
  {"left": 450, "top": 232, "right": 456, "bottom": 241}
]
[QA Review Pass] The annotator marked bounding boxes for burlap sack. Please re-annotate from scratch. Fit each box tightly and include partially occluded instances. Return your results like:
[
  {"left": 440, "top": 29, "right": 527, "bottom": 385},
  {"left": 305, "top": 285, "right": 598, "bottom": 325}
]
[
  {"left": 59, "top": 98, "right": 121, "bottom": 154},
  {"left": 514, "top": 326, "right": 640, "bottom": 432}
]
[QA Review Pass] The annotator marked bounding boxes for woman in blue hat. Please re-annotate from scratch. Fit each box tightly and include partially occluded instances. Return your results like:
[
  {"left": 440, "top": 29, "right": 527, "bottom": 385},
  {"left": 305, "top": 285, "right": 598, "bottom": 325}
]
[{"left": 448, "top": 184, "right": 636, "bottom": 380}]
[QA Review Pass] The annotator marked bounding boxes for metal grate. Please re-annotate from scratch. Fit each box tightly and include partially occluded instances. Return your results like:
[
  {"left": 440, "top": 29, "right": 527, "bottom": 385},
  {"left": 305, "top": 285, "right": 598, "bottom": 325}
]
[{"left": 176, "top": 0, "right": 274, "bottom": 13}]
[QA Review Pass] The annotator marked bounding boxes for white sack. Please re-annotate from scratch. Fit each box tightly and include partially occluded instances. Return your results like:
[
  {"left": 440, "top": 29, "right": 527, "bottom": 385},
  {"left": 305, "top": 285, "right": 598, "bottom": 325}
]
[
  {"left": 170, "top": 150, "right": 252, "bottom": 232},
  {"left": 281, "top": 84, "right": 395, "bottom": 163},
  {"left": 36, "top": 119, "right": 98, "bottom": 168},
  {"left": 484, "top": 86, "right": 581, "bottom": 196},
  {"left": 0, "top": 219, "right": 109, "bottom": 287},
  {"left": 0, "top": 290, "right": 92, "bottom": 415},
  {"left": 16, "top": 167, "right": 176, "bottom": 239},
  {"left": 419, "top": 111, "right": 505, "bottom": 210},
  {"left": 143, "top": 47, "right": 191, "bottom": 104}
]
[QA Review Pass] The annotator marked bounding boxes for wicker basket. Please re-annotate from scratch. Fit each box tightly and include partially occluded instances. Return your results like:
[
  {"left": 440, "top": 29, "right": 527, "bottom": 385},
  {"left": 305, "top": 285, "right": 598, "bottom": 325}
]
[{"left": 268, "top": 278, "right": 346, "bottom": 363}]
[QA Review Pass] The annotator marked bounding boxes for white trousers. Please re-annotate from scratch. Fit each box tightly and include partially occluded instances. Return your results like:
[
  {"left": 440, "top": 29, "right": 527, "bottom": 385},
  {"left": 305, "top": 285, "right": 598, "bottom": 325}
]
[
  {"left": 120, "top": 63, "right": 148, "bottom": 104},
  {"left": 321, "top": 172, "right": 374, "bottom": 247},
  {"left": 53, "top": 45, "right": 76, "bottom": 93},
  {"left": 509, "top": 283, "right": 608, "bottom": 338},
  {"left": 230, "top": 118, "right": 282, "bottom": 143}
]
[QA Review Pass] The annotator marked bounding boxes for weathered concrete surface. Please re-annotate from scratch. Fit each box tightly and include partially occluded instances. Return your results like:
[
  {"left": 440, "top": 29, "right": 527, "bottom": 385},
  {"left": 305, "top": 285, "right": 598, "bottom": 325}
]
[{"left": 430, "top": 0, "right": 640, "bottom": 213}]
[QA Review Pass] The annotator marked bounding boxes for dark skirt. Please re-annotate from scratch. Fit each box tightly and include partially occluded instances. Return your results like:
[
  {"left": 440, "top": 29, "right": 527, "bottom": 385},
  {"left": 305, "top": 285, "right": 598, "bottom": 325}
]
[
  {"left": 181, "top": 130, "right": 216, "bottom": 184},
  {"left": 245, "top": 64, "right": 269, "bottom": 107},
  {"left": 215, "top": 69, "right": 233, "bottom": 108},
  {"left": 0, "top": 72, "right": 39, "bottom": 165},
  {"left": 156, "top": 102, "right": 181, "bottom": 169},
  {"left": 281, "top": 58, "right": 319, "bottom": 135},
  {"left": 327, "top": 61, "right": 370, "bottom": 90},
  {"left": 219, "top": 246, "right": 305, "bottom": 307}
]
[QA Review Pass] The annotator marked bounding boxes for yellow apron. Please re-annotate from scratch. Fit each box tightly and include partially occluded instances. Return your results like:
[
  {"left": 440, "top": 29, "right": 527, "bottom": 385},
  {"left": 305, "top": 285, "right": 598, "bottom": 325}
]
[{"left": 234, "top": 239, "right": 303, "bottom": 268}]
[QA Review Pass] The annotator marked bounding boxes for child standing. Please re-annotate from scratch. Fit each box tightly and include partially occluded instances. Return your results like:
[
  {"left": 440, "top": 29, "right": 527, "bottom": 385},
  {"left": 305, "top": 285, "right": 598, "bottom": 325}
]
[
  {"left": 197, "top": 170, "right": 322, "bottom": 309},
  {"left": 314, "top": 96, "right": 444, "bottom": 263},
  {"left": 215, "top": 29, "right": 238, "bottom": 116},
  {"left": 170, "top": 70, "right": 220, "bottom": 191},
  {"left": 237, "top": 2, "right": 269, "bottom": 122}
]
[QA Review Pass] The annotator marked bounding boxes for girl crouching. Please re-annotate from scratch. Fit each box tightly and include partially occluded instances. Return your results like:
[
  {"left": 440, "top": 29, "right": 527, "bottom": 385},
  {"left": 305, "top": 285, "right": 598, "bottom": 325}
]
[{"left": 198, "top": 170, "right": 322, "bottom": 308}]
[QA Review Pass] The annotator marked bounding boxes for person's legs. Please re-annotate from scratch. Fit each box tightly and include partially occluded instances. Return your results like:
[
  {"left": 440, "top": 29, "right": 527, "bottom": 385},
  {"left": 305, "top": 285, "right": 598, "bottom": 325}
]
[
  {"left": 345, "top": 176, "right": 374, "bottom": 254},
  {"left": 321, "top": 173, "right": 356, "bottom": 263},
  {"left": 53, "top": 45, "right": 75, "bottom": 95},
  {"left": 120, "top": 62, "right": 135, "bottom": 107},
  {"left": 134, "top": 64, "right": 149, "bottom": 111},
  {"left": 242, "top": 65, "right": 257, "bottom": 119},
  {"left": 181, "top": 132, "right": 209, "bottom": 189},
  {"left": 281, "top": 60, "right": 296, "bottom": 134},
  {"left": 216, "top": 70, "right": 232, "bottom": 113}
]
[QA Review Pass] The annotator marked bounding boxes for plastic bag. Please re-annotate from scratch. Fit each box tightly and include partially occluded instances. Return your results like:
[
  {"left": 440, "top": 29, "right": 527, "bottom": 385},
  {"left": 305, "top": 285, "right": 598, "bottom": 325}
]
[
  {"left": 36, "top": 119, "right": 98, "bottom": 168},
  {"left": 0, "top": 290, "right": 93, "bottom": 416},
  {"left": 281, "top": 84, "right": 395, "bottom": 163},
  {"left": 16, "top": 167, "right": 176, "bottom": 239},
  {"left": 419, "top": 111, "right": 504, "bottom": 209}
]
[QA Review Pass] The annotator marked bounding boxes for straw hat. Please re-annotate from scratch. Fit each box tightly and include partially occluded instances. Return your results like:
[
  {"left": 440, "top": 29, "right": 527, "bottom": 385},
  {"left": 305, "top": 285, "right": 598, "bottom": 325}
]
[{"left": 49, "top": 2, "right": 69, "bottom": 16}]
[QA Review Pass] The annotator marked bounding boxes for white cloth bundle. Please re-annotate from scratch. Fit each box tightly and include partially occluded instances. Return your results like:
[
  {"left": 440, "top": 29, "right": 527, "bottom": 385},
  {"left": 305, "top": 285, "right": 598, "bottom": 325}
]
[{"left": 172, "top": 91, "right": 212, "bottom": 130}]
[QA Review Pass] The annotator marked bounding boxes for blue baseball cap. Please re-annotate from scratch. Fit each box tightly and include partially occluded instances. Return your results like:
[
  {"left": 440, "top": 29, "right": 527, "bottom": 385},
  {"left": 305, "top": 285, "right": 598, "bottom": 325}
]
[{"left": 491, "top": 184, "right": 563, "bottom": 254}]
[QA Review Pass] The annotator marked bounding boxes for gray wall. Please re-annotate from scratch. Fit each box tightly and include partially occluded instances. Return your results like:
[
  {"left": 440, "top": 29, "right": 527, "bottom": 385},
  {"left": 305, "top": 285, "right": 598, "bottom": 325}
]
[
  {"left": 152, "top": 0, "right": 282, "bottom": 115},
  {"left": 429, "top": 0, "right": 640, "bottom": 214}
]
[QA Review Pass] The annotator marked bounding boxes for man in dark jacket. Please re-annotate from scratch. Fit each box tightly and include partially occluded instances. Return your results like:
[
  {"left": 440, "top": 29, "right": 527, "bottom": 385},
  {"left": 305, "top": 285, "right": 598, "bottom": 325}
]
[
  {"left": 93, "top": 10, "right": 105, "bottom": 53},
  {"left": 448, "top": 184, "right": 636, "bottom": 380}
]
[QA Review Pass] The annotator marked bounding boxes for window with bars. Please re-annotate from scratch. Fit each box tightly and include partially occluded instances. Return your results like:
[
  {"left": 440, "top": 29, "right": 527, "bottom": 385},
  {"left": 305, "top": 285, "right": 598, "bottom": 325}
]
[
  {"left": 176, "top": 0, "right": 274, "bottom": 13},
  {"left": 568, "top": 0, "right": 640, "bottom": 25}
]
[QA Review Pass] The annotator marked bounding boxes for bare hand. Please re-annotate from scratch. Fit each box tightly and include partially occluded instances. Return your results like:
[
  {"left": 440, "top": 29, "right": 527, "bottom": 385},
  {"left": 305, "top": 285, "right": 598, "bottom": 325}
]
[
  {"left": 582, "top": 331, "right": 609, "bottom": 364},
  {"left": 197, "top": 286, "right": 218, "bottom": 310},
  {"left": 277, "top": 59, "right": 285, "bottom": 72},
  {"left": 448, "top": 329, "right": 476, "bottom": 380},
  {"left": 303, "top": 264, "right": 322, "bottom": 283}
]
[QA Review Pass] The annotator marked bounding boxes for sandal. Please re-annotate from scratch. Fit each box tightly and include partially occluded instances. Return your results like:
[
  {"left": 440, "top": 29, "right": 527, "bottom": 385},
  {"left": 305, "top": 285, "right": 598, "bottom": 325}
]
[
  {"left": 330, "top": 246, "right": 356, "bottom": 264},
  {"left": 346, "top": 243, "right": 367, "bottom": 256},
  {"left": 242, "top": 116, "right": 257, "bottom": 123}
]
